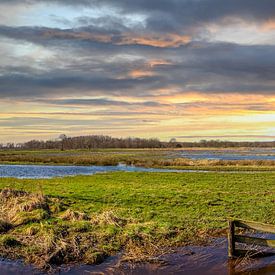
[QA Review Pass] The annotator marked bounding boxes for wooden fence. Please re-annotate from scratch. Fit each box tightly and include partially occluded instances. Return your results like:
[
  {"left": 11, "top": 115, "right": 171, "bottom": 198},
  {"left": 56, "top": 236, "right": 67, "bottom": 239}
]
[{"left": 228, "top": 219, "right": 275, "bottom": 258}]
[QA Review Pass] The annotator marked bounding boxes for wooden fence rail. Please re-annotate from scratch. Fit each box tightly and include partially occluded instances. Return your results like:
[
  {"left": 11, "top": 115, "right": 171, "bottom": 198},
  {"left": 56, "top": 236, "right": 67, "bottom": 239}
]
[{"left": 228, "top": 219, "right": 275, "bottom": 258}]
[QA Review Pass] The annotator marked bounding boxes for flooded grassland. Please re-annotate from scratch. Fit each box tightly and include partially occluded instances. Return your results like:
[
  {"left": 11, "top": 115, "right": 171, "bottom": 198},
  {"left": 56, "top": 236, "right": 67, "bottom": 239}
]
[
  {"left": 0, "top": 148, "right": 274, "bottom": 273},
  {"left": 0, "top": 171, "right": 274, "bottom": 273},
  {"left": 1, "top": 148, "right": 275, "bottom": 171}
]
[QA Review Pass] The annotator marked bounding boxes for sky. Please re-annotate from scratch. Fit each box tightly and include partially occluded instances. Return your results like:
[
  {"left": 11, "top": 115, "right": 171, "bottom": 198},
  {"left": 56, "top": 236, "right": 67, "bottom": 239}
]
[{"left": 0, "top": 0, "right": 275, "bottom": 143}]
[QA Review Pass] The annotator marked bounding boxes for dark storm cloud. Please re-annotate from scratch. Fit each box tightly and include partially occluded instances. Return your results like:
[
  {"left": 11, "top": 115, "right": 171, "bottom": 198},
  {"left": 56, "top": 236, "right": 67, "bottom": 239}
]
[
  {"left": 0, "top": 25, "right": 190, "bottom": 49},
  {"left": 2, "top": 1, "right": 275, "bottom": 41},
  {"left": 2, "top": 0, "right": 275, "bottom": 24},
  {"left": 1, "top": 41, "right": 275, "bottom": 98},
  {"left": 0, "top": 72, "right": 163, "bottom": 98},
  {"left": 1, "top": 0, "right": 275, "bottom": 101}
]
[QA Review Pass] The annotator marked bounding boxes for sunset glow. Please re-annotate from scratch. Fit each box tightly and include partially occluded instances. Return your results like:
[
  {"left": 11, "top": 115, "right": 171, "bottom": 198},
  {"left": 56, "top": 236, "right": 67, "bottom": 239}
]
[{"left": 0, "top": 1, "right": 274, "bottom": 142}]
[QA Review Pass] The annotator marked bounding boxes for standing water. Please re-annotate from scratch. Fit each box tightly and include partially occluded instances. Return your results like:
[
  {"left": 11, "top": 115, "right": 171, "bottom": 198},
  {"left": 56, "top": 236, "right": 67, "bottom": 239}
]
[
  {"left": 0, "top": 239, "right": 274, "bottom": 274},
  {"left": 0, "top": 164, "right": 205, "bottom": 178}
]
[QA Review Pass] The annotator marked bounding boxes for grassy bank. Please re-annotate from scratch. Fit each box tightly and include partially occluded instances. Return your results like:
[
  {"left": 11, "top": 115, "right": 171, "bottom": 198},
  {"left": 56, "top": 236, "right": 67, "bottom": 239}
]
[{"left": 0, "top": 172, "right": 274, "bottom": 270}]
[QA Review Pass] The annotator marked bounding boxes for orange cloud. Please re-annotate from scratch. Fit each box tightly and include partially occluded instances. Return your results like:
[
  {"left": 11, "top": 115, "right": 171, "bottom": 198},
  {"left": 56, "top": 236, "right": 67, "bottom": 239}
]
[
  {"left": 261, "top": 20, "right": 275, "bottom": 31},
  {"left": 147, "top": 59, "right": 173, "bottom": 68},
  {"left": 42, "top": 29, "right": 191, "bottom": 48},
  {"left": 127, "top": 59, "right": 173, "bottom": 78},
  {"left": 128, "top": 69, "right": 155, "bottom": 78},
  {"left": 119, "top": 33, "right": 191, "bottom": 48}
]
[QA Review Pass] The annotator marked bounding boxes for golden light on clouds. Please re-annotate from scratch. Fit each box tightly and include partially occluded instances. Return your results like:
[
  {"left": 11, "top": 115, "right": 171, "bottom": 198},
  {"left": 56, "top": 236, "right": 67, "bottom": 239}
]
[
  {"left": 261, "top": 20, "right": 275, "bottom": 31},
  {"left": 1, "top": 1, "right": 275, "bottom": 143},
  {"left": 41, "top": 29, "right": 191, "bottom": 48},
  {"left": 147, "top": 59, "right": 172, "bottom": 68},
  {"left": 1, "top": 92, "right": 274, "bottom": 142},
  {"left": 128, "top": 69, "right": 155, "bottom": 78},
  {"left": 119, "top": 33, "right": 191, "bottom": 48}
]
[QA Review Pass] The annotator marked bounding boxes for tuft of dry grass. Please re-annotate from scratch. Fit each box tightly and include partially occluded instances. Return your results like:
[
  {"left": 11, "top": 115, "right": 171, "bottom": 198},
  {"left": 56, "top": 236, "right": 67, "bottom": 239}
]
[
  {"left": 91, "top": 210, "right": 127, "bottom": 227},
  {"left": 121, "top": 235, "right": 172, "bottom": 264},
  {"left": 60, "top": 209, "right": 89, "bottom": 221},
  {"left": 0, "top": 190, "right": 135, "bottom": 271},
  {"left": 0, "top": 188, "right": 50, "bottom": 227}
]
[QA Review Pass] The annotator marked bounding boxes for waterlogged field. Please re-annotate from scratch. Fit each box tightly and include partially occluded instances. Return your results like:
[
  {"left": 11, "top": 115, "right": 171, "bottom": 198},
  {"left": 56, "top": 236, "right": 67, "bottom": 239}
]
[
  {"left": 0, "top": 172, "right": 274, "bottom": 271},
  {"left": 0, "top": 148, "right": 274, "bottom": 272},
  {"left": 1, "top": 148, "right": 275, "bottom": 171}
]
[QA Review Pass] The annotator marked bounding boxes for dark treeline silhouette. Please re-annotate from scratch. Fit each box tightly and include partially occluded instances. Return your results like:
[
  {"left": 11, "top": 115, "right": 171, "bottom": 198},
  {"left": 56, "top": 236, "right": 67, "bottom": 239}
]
[
  {"left": 1, "top": 136, "right": 275, "bottom": 150},
  {"left": 2, "top": 135, "right": 162, "bottom": 150}
]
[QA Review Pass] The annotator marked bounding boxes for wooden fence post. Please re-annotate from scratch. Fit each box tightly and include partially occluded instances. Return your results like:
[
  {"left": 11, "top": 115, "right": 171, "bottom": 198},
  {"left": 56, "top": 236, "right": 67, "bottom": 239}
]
[
  {"left": 228, "top": 220, "right": 235, "bottom": 258},
  {"left": 228, "top": 219, "right": 275, "bottom": 259}
]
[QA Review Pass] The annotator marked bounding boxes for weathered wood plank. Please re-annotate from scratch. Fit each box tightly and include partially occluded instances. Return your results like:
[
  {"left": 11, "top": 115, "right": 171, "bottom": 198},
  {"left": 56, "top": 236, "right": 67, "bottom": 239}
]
[
  {"left": 234, "top": 220, "right": 275, "bottom": 234},
  {"left": 234, "top": 249, "right": 275, "bottom": 258},
  {"left": 235, "top": 235, "right": 275, "bottom": 248}
]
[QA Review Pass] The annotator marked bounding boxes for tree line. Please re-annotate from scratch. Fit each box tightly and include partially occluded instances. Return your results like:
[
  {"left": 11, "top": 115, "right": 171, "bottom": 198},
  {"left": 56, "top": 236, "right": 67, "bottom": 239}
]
[
  {"left": 1, "top": 135, "right": 162, "bottom": 150},
  {"left": 0, "top": 135, "right": 275, "bottom": 150}
]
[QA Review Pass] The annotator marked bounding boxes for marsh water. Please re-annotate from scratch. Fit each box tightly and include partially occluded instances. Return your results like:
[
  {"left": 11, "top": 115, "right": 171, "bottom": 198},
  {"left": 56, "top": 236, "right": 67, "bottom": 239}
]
[
  {"left": 180, "top": 148, "right": 275, "bottom": 161},
  {"left": 0, "top": 238, "right": 274, "bottom": 275},
  {"left": 1, "top": 148, "right": 275, "bottom": 179},
  {"left": 0, "top": 164, "right": 206, "bottom": 178}
]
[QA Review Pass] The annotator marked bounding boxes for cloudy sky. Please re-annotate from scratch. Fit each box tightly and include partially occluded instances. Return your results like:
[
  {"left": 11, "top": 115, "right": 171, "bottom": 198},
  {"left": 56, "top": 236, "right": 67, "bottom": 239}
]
[{"left": 0, "top": 0, "right": 275, "bottom": 142}]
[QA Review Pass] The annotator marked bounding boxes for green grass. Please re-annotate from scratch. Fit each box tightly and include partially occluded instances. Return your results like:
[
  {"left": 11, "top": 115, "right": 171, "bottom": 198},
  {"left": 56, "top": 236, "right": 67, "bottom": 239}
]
[
  {"left": 1, "top": 172, "right": 274, "bottom": 227},
  {"left": 0, "top": 172, "right": 274, "bottom": 269}
]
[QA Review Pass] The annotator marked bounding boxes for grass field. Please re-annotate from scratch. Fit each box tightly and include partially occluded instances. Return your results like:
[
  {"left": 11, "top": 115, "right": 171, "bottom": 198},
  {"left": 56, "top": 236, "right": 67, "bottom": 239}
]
[{"left": 0, "top": 172, "right": 274, "bottom": 269}]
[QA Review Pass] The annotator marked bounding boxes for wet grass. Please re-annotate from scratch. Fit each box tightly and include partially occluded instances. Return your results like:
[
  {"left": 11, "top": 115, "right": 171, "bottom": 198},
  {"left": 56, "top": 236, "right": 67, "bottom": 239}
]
[{"left": 0, "top": 172, "right": 274, "bottom": 270}]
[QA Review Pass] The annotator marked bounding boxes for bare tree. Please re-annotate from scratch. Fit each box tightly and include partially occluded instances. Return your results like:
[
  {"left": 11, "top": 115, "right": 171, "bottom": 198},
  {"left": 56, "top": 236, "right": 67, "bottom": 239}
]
[{"left": 59, "top": 134, "right": 67, "bottom": 151}]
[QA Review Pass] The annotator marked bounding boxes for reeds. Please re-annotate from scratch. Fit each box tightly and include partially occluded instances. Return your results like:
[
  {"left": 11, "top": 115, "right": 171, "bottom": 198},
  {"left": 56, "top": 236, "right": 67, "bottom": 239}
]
[{"left": 1, "top": 150, "right": 275, "bottom": 168}]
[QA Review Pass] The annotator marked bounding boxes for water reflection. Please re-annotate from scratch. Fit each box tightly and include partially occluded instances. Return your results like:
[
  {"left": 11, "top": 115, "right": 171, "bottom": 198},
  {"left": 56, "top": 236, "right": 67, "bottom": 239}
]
[{"left": 1, "top": 239, "right": 274, "bottom": 274}]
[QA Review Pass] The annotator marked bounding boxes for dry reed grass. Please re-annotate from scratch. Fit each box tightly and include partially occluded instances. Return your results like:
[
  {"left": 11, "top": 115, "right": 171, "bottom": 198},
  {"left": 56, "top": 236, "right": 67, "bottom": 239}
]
[
  {"left": 91, "top": 210, "right": 127, "bottom": 227},
  {"left": 121, "top": 235, "right": 172, "bottom": 264},
  {"left": 0, "top": 189, "right": 133, "bottom": 271},
  {"left": 0, "top": 188, "right": 50, "bottom": 227},
  {"left": 60, "top": 209, "right": 89, "bottom": 221}
]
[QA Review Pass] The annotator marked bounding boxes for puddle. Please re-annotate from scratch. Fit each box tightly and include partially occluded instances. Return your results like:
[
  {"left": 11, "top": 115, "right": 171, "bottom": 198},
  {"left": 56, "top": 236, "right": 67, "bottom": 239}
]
[{"left": 1, "top": 238, "right": 274, "bottom": 274}]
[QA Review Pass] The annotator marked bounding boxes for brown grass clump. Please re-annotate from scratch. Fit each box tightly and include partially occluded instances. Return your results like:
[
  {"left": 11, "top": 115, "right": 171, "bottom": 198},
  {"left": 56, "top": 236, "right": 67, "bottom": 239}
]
[
  {"left": 0, "top": 189, "right": 123, "bottom": 270},
  {"left": 122, "top": 236, "right": 171, "bottom": 264},
  {"left": 59, "top": 209, "right": 89, "bottom": 221},
  {"left": 49, "top": 198, "right": 66, "bottom": 214},
  {"left": 0, "top": 189, "right": 175, "bottom": 271},
  {"left": 83, "top": 250, "right": 107, "bottom": 265},
  {"left": 91, "top": 210, "right": 126, "bottom": 227},
  {"left": 0, "top": 188, "right": 50, "bottom": 227}
]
